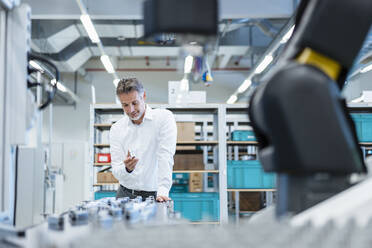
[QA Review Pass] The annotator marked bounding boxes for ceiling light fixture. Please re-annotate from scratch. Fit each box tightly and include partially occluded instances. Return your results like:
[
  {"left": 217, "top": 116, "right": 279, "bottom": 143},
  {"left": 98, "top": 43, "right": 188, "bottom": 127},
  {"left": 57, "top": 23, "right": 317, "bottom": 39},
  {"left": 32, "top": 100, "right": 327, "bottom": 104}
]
[
  {"left": 361, "top": 64, "right": 372, "bottom": 73},
  {"left": 51, "top": 79, "right": 67, "bottom": 92},
  {"left": 227, "top": 95, "right": 237, "bottom": 104},
  {"left": 255, "top": 55, "right": 274, "bottom": 74},
  {"left": 80, "top": 14, "right": 100, "bottom": 43},
  {"left": 184, "top": 55, "right": 194, "bottom": 74},
  {"left": 113, "top": 78, "right": 120, "bottom": 87},
  {"left": 29, "top": 60, "right": 44, "bottom": 73},
  {"left": 100, "top": 55, "right": 115, "bottom": 74},
  {"left": 280, "top": 25, "right": 295, "bottom": 44},
  {"left": 238, "top": 79, "right": 252, "bottom": 94}
]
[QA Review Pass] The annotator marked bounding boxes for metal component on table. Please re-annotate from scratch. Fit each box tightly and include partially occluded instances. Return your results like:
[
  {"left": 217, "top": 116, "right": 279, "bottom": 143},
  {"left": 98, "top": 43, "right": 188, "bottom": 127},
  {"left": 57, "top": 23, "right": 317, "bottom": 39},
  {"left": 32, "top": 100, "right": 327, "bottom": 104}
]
[
  {"left": 0, "top": 224, "right": 25, "bottom": 240},
  {"left": 169, "top": 211, "right": 182, "bottom": 219},
  {"left": 108, "top": 207, "right": 123, "bottom": 220},
  {"left": 97, "top": 210, "right": 114, "bottom": 229},
  {"left": 47, "top": 215, "right": 64, "bottom": 231},
  {"left": 166, "top": 200, "right": 174, "bottom": 212},
  {"left": 71, "top": 204, "right": 372, "bottom": 248},
  {"left": 69, "top": 210, "right": 89, "bottom": 226},
  {"left": 145, "top": 195, "right": 155, "bottom": 204}
]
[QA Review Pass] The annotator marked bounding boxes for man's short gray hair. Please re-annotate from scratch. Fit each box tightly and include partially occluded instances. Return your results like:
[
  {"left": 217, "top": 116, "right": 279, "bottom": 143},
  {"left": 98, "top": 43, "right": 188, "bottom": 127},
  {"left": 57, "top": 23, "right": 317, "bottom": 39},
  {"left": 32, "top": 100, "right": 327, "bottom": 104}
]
[{"left": 116, "top": 78, "right": 144, "bottom": 96}]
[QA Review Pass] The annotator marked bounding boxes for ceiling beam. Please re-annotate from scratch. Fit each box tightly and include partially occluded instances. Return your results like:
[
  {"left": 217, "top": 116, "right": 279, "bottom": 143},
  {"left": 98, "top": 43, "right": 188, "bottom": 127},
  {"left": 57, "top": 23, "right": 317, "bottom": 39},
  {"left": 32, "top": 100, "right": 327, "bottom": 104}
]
[
  {"left": 219, "top": 54, "right": 232, "bottom": 68},
  {"left": 24, "top": 0, "right": 294, "bottom": 20}
]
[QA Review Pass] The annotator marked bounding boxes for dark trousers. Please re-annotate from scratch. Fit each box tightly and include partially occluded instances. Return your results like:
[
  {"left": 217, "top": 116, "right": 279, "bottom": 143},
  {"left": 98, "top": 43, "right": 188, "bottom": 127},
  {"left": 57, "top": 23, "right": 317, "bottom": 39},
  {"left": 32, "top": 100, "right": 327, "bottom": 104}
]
[{"left": 116, "top": 185, "right": 156, "bottom": 200}]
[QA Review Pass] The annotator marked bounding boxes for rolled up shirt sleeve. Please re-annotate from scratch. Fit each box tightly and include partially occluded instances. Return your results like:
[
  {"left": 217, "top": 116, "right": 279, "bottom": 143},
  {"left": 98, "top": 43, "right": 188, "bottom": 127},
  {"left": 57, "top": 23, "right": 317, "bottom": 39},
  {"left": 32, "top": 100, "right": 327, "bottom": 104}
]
[
  {"left": 156, "top": 110, "right": 177, "bottom": 197},
  {"left": 110, "top": 124, "right": 131, "bottom": 181}
]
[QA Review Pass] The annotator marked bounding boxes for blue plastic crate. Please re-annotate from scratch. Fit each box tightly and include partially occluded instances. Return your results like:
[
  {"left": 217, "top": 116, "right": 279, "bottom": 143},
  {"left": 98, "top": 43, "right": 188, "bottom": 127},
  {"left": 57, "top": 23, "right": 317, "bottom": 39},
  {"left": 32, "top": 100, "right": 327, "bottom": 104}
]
[
  {"left": 173, "top": 178, "right": 189, "bottom": 185},
  {"left": 170, "top": 184, "right": 188, "bottom": 193},
  {"left": 94, "top": 191, "right": 116, "bottom": 200},
  {"left": 231, "top": 130, "right": 256, "bottom": 141},
  {"left": 262, "top": 172, "right": 276, "bottom": 188},
  {"left": 227, "top": 160, "right": 276, "bottom": 189},
  {"left": 173, "top": 173, "right": 189, "bottom": 185},
  {"left": 351, "top": 113, "right": 372, "bottom": 142},
  {"left": 170, "top": 192, "right": 219, "bottom": 221},
  {"left": 172, "top": 173, "right": 189, "bottom": 180}
]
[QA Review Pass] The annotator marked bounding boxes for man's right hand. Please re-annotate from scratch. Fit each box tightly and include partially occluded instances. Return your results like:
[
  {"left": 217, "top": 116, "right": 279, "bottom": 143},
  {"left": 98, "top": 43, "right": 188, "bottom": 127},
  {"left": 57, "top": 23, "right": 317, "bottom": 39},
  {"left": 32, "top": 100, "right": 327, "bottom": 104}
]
[{"left": 124, "top": 151, "right": 139, "bottom": 172}]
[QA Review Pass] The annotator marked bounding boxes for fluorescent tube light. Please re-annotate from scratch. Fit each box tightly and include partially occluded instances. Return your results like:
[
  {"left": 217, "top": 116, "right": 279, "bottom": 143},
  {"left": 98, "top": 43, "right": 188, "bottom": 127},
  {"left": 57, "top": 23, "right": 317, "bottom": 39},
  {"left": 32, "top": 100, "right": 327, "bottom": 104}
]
[
  {"left": 227, "top": 95, "right": 237, "bottom": 104},
  {"left": 255, "top": 55, "right": 273, "bottom": 74},
  {"left": 180, "top": 78, "right": 189, "bottom": 92},
  {"left": 280, "top": 25, "right": 295, "bottom": 44},
  {"left": 29, "top": 60, "right": 44, "bottom": 73},
  {"left": 57, "top": 82, "right": 67, "bottom": 92},
  {"left": 238, "top": 79, "right": 252, "bottom": 93},
  {"left": 184, "top": 55, "right": 194, "bottom": 74},
  {"left": 51, "top": 79, "right": 67, "bottom": 92},
  {"left": 113, "top": 78, "right": 120, "bottom": 87},
  {"left": 100, "top": 55, "right": 115, "bottom": 74},
  {"left": 361, "top": 64, "right": 372, "bottom": 74},
  {"left": 80, "top": 14, "right": 100, "bottom": 43}
]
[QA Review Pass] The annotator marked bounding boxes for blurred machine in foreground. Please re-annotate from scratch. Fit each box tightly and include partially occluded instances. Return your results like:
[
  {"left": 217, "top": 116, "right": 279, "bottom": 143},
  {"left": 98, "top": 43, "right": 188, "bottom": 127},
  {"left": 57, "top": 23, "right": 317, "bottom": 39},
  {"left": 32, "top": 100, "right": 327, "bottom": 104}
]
[{"left": 249, "top": 0, "right": 372, "bottom": 216}]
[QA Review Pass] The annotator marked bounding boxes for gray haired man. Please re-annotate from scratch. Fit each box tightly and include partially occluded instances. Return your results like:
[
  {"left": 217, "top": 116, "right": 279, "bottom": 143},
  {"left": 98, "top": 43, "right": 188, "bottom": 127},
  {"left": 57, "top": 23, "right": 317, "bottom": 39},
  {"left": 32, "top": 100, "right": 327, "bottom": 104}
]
[{"left": 109, "top": 78, "right": 177, "bottom": 202}]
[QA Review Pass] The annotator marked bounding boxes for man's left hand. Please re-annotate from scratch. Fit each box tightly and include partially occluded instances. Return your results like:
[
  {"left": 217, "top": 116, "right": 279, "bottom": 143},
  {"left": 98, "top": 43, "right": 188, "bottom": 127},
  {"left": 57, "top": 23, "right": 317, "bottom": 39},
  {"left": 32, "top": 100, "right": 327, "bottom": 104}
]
[{"left": 156, "top": 196, "right": 171, "bottom": 202}]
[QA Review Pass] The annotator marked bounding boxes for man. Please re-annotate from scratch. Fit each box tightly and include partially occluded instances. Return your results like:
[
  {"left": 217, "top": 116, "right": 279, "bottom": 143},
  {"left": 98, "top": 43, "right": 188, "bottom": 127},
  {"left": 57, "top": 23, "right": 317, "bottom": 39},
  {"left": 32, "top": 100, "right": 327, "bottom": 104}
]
[{"left": 110, "top": 78, "right": 177, "bottom": 202}]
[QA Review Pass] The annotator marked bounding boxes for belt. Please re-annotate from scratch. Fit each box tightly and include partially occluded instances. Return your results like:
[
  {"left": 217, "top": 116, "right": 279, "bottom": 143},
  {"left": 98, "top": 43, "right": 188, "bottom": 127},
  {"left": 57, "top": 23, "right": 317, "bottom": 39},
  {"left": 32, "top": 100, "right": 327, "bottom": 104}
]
[{"left": 120, "top": 185, "right": 156, "bottom": 195}]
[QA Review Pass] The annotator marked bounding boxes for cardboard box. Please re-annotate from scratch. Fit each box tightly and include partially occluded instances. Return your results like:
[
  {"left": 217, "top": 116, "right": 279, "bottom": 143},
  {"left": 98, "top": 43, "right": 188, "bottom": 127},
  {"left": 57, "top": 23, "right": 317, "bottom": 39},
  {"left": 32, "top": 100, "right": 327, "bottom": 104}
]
[
  {"left": 97, "top": 171, "right": 118, "bottom": 183},
  {"left": 173, "top": 153, "right": 204, "bottom": 170},
  {"left": 168, "top": 81, "right": 207, "bottom": 105},
  {"left": 189, "top": 173, "right": 203, "bottom": 192},
  {"left": 177, "top": 122, "right": 195, "bottom": 150},
  {"left": 187, "top": 91, "right": 206, "bottom": 104},
  {"left": 177, "top": 122, "right": 195, "bottom": 141},
  {"left": 233, "top": 192, "right": 262, "bottom": 211}
]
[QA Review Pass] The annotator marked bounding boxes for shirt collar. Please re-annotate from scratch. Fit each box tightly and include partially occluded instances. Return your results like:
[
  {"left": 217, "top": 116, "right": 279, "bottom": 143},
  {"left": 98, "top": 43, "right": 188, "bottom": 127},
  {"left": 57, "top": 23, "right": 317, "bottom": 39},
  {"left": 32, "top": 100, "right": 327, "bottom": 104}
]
[
  {"left": 143, "top": 105, "right": 153, "bottom": 121},
  {"left": 127, "top": 104, "right": 153, "bottom": 126}
]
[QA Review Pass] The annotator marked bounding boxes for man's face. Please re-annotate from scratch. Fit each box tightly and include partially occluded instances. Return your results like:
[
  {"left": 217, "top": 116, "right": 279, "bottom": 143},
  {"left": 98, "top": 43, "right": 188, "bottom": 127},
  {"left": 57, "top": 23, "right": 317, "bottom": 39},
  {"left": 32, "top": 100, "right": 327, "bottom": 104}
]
[{"left": 118, "top": 90, "right": 146, "bottom": 121}]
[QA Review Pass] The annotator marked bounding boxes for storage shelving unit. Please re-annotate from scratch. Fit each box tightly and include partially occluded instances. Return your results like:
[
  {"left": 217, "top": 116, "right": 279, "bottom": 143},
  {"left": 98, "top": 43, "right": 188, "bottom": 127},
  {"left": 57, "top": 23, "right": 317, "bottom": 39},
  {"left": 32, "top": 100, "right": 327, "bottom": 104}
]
[
  {"left": 90, "top": 102, "right": 372, "bottom": 224},
  {"left": 225, "top": 104, "right": 275, "bottom": 223},
  {"left": 90, "top": 103, "right": 228, "bottom": 223}
]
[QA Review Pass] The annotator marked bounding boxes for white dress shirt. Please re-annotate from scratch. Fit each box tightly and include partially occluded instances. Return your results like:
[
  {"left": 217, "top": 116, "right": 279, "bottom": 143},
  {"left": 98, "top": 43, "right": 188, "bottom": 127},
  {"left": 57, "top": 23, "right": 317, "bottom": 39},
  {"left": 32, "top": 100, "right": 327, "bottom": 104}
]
[{"left": 109, "top": 105, "right": 177, "bottom": 197}]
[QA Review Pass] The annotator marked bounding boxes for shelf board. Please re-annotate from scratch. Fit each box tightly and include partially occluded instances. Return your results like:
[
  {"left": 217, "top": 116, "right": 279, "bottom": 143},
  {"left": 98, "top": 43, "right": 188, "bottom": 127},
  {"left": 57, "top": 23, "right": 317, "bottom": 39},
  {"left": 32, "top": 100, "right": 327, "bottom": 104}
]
[
  {"left": 239, "top": 211, "right": 257, "bottom": 214},
  {"left": 177, "top": 141, "right": 218, "bottom": 145},
  {"left": 95, "top": 141, "right": 371, "bottom": 147},
  {"left": 227, "top": 141, "right": 258, "bottom": 145},
  {"left": 359, "top": 142, "right": 372, "bottom": 146},
  {"left": 94, "top": 124, "right": 112, "bottom": 130},
  {"left": 189, "top": 221, "right": 220, "bottom": 225},
  {"left": 94, "top": 163, "right": 111, "bottom": 166},
  {"left": 227, "top": 189, "right": 276, "bottom": 192},
  {"left": 93, "top": 183, "right": 119, "bottom": 186},
  {"left": 94, "top": 144, "right": 110, "bottom": 148},
  {"left": 173, "top": 170, "right": 219, "bottom": 173},
  {"left": 94, "top": 141, "right": 217, "bottom": 147},
  {"left": 226, "top": 141, "right": 372, "bottom": 146}
]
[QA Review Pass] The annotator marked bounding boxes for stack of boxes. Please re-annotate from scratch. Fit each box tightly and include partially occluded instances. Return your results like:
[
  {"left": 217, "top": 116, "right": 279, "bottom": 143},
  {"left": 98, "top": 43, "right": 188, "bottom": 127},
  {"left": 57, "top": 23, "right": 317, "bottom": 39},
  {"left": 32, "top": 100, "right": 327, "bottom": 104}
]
[
  {"left": 171, "top": 122, "right": 220, "bottom": 221},
  {"left": 171, "top": 173, "right": 189, "bottom": 193},
  {"left": 97, "top": 170, "right": 118, "bottom": 184},
  {"left": 228, "top": 130, "right": 275, "bottom": 214},
  {"left": 228, "top": 130, "right": 275, "bottom": 189}
]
